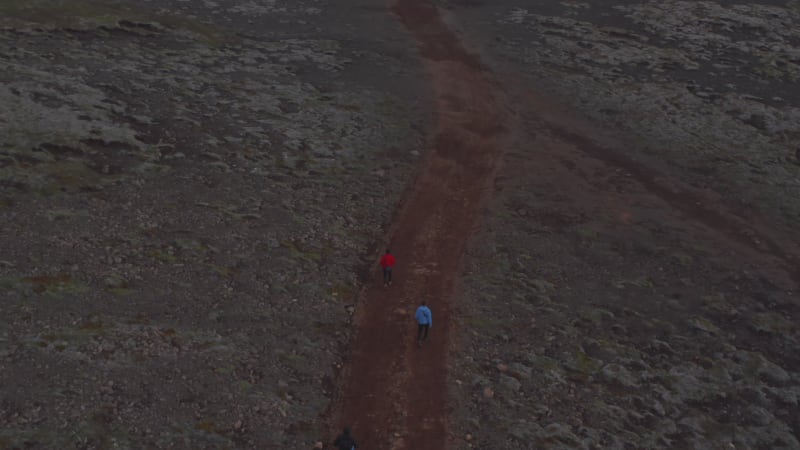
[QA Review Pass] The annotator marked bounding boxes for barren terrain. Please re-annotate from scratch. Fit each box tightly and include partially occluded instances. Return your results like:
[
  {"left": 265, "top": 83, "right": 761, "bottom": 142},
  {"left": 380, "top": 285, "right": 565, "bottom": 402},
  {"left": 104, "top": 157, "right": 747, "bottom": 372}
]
[
  {"left": 444, "top": 1, "right": 800, "bottom": 448},
  {"left": 1, "top": 0, "right": 427, "bottom": 447},
  {"left": 2, "top": 0, "right": 799, "bottom": 449}
]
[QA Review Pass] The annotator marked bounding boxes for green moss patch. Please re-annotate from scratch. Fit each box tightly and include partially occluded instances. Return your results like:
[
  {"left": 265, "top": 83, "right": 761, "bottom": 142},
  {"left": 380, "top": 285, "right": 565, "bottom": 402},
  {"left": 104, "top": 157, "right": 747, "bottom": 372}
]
[{"left": 20, "top": 273, "right": 87, "bottom": 296}]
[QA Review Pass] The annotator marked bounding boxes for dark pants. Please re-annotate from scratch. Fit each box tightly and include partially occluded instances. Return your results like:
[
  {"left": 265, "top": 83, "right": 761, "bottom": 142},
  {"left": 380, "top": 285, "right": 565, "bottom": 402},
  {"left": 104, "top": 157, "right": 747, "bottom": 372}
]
[
  {"left": 417, "top": 324, "right": 429, "bottom": 342},
  {"left": 383, "top": 267, "right": 392, "bottom": 284}
]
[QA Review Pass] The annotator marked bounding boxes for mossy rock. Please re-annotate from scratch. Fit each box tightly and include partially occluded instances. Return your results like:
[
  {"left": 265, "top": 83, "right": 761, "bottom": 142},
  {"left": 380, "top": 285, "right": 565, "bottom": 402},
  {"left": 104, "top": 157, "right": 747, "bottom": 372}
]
[
  {"left": 45, "top": 208, "right": 89, "bottom": 221},
  {"left": 281, "top": 239, "right": 324, "bottom": 263},
  {"left": 21, "top": 273, "right": 87, "bottom": 297},
  {"left": 465, "top": 316, "right": 497, "bottom": 329},
  {"left": 564, "top": 349, "right": 602, "bottom": 375},
  {"left": 687, "top": 316, "right": 721, "bottom": 335},
  {"left": 147, "top": 248, "right": 178, "bottom": 264},
  {"left": 214, "top": 365, "right": 235, "bottom": 375},
  {"left": 207, "top": 264, "right": 239, "bottom": 277},
  {"left": 749, "top": 312, "right": 794, "bottom": 335},
  {"left": 614, "top": 276, "right": 654, "bottom": 289},
  {"left": 328, "top": 283, "right": 354, "bottom": 301},
  {"left": 669, "top": 251, "right": 694, "bottom": 266}
]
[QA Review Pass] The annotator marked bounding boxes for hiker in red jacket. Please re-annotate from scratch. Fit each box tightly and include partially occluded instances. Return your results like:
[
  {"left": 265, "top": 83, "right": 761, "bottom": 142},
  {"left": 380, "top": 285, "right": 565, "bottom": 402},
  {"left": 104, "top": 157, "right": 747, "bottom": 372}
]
[{"left": 380, "top": 249, "right": 396, "bottom": 287}]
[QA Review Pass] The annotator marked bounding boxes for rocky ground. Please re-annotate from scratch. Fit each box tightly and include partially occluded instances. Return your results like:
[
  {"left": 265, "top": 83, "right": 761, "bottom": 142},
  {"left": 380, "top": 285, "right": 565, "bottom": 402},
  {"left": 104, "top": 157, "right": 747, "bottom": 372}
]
[
  {"left": 3, "top": 0, "right": 800, "bottom": 449},
  {"left": 446, "top": 1, "right": 800, "bottom": 449},
  {"left": 447, "top": 0, "right": 800, "bottom": 230},
  {"left": 0, "top": 0, "right": 428, "bottom": 448}
]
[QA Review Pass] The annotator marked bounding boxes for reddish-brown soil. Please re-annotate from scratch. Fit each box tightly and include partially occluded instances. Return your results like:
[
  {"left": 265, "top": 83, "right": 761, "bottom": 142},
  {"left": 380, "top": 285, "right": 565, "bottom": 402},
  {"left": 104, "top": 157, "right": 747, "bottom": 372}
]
[
  {"left": 328, "top": 0, "right": 800, "bottom": 449},
  {"left": 328, "top": 0, "right": 507, "bottom": 449}
]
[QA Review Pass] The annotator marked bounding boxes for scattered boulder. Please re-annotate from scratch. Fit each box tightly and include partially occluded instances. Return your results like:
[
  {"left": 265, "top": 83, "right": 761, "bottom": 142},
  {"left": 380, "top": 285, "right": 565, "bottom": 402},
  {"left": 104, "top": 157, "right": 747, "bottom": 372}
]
[
  {"left": 598, "top": 363, "right": 639, "bottom": 389},
  {"left": 482, "top": 387, "right": 494, "bottom": 399},
  {"left": 530, "top": 278, "right": 554, "bottom": 293},
  {"left": 498, "top": 375, "right": 522, "bottom": 393},
  {"left": 508, "top": 363, "right": 532, "bottom": 380},
  {"left": 541, "top": 423, "right": 581, "bottom": 446}
]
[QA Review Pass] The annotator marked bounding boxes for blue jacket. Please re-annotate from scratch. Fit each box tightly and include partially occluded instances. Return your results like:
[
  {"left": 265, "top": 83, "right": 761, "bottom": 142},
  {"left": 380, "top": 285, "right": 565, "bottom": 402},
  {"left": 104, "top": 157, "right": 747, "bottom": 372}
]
[{"left": 415, "top": 305, "right": 432, "bottom": 326}]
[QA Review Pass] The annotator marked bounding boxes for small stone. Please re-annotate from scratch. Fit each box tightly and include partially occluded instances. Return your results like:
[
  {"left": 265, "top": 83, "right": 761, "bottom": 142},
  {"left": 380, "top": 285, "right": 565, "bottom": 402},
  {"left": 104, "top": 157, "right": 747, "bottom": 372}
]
[
  {"left": 598, "top": 363, "right": 639, "bottom": 389},
  {"left": 234, "top": 420, "right": 243, "bottom": 429},
  {"left": 509, "top": 363, "right": 533, "bottom": 380},
  {"left": 748, "top": 406, "right": 773, "bottom": 426},
  {"left": 496, "top": 363, "right": 508, "bottom": 373},
  {"left": 465, "top": 433, "right": 473, "bottom": 441},
  {"left": 757, "top": 359, "right": 790, "bottom": 384},
  {"left": 649, "top": 339, "right": 674, "bottom": 355},
  {"left": 531, "top": 278, "right": 553, "bottom": 293},
  {"left": 688, "top": 316, "right": 720, "bottom": 335},
  {"left": 482, "top": 387, "right": 494, "bottom": 398},
  {"left": 542, "top": 423, "right": 580, "bottom": 445},
  {"left": 499, "top": 375, "right": 521, "bottom": 392},
  {"left": 534, "top": 405, "right": 551, "bottom": 418}
]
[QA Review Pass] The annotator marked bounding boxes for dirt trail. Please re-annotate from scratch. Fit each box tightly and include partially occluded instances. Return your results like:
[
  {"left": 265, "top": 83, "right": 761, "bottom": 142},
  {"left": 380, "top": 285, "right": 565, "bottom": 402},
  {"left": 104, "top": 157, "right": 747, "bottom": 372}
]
[
  {"left": 328, "top": 0, "right": 506, "bottom": 448},
  {"left": 329, "top": 0, "right": 800, "bottom": 448}
]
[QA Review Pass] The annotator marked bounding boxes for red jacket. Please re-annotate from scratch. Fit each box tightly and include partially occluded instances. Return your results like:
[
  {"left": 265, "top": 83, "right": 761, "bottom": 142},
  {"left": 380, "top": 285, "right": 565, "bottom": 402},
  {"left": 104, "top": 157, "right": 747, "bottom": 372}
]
[{"left": 380, "top": 254, "right": 396, "bottom": 268}]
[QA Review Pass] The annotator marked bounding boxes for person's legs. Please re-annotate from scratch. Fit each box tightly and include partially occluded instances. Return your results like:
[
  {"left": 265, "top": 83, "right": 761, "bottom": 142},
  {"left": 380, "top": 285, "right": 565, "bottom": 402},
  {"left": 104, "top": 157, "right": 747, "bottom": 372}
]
[
  {"left": 383, "top": 267, "right": 391, "bottom": 285},
  {"left": 418, "top": 324, "right": 429, "bottom": 346},
  {"left": 387, "top": 267, "right": 392, "bottom": 284}
]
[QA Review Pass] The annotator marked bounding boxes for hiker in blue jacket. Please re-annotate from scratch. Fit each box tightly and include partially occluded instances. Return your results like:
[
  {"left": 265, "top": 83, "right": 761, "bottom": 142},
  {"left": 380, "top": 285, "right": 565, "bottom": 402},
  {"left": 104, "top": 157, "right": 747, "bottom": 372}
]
[{"left": 415, "top": 301, "right": 432, "bottom": 347}]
